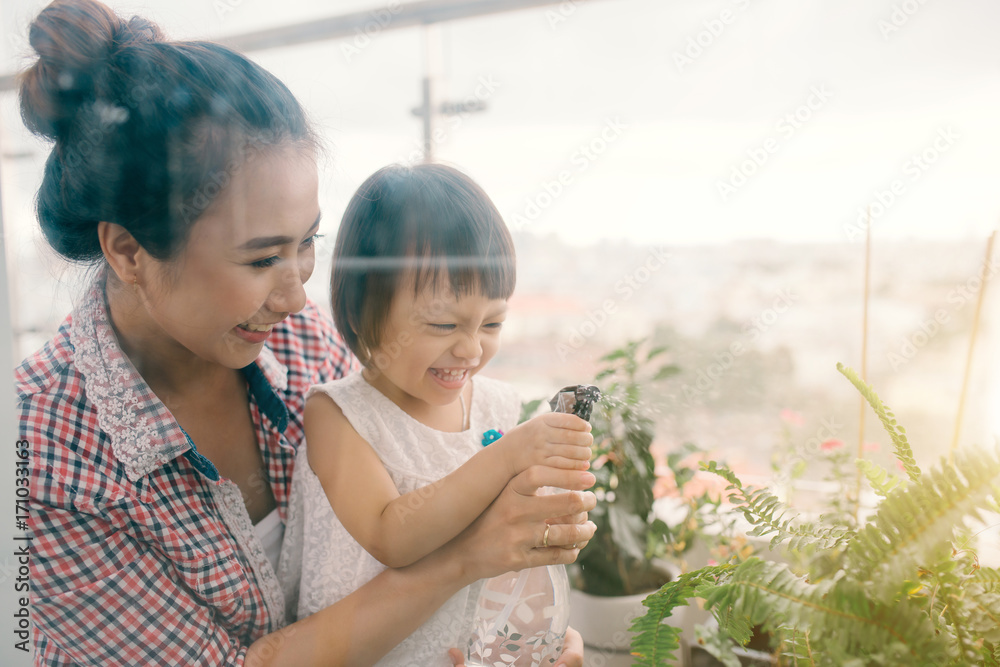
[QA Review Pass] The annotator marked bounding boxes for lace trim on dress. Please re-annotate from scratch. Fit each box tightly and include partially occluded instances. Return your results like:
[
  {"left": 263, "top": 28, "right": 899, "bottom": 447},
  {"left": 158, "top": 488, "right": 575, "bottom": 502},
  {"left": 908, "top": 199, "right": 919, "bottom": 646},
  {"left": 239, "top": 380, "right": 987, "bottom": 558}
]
[
  {"left": 214, "top": 481, "right": 287, "bottom": 631},
  {"left": 69, "top": 272, "right": 190, "bottom": 482}
]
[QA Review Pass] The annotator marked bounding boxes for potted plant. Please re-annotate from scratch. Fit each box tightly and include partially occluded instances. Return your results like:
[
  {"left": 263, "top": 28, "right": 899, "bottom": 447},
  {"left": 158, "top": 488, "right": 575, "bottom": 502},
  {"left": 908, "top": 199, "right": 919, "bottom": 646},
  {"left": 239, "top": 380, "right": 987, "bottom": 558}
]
[
  {"left": 561, "top": 339, "right": 736, "bottom": 660},
  {"left": 630, "top": 363, "right": 1000, "bottom": 666}
]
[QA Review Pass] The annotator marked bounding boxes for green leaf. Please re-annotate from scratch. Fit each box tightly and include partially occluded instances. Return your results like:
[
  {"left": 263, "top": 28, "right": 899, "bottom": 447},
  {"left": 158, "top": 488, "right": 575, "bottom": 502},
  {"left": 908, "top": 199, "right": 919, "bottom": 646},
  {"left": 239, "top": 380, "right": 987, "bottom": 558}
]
[
  {"left": 631, "top": 566, "right": 731, "bottom": 666},
  {"left": 600, "top": 348, "right": 628, "bottom": 363},
  {"left": 518, "top": 398, "right": 543, "bottom": 424},
  {"left": 845, "top": 446, "right": 1000, "bottom": 599},
  {"left": 607, "top": 502, "right": 647, "bottom": 563},
  {"left": 646, "top": 345, "right": 669, "bottom": 361},
  {"left": 837, "top": 363, "right": 921, "bottom": 481},
  {"left": 857, "top": 458, "right": 903, "bottom": 498},
  {"left": 653, "top": 364, "right": 681, "bottom": 381},
  {"left": 594, "top": 367, "right": 616, "bottom": 381}
]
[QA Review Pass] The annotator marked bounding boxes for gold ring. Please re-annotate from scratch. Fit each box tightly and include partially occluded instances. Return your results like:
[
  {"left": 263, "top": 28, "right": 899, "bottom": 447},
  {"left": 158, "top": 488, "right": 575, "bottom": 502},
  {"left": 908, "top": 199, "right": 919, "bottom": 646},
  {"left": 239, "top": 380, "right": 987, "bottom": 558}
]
[{"left": 542, "top": 524, "right": 550, "bottom": 548}]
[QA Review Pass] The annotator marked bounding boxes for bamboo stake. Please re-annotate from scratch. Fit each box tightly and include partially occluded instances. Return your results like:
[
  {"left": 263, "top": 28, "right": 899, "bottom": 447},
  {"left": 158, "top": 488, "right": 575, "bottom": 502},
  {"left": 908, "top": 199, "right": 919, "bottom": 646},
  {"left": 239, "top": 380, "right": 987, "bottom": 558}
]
[
  {"left": 949, "top": 230, "right": 997, "bottom": 463},
  {"left": 854, "top": 208, "right": 872, "bottom": 521}
]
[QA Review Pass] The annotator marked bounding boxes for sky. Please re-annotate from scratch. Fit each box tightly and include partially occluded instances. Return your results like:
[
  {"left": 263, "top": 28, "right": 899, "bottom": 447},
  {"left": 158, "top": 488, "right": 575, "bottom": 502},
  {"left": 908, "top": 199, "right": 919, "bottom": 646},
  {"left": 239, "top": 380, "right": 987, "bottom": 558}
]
[{"left": 2, "top": 0, "right": 999, "bottom": 248}]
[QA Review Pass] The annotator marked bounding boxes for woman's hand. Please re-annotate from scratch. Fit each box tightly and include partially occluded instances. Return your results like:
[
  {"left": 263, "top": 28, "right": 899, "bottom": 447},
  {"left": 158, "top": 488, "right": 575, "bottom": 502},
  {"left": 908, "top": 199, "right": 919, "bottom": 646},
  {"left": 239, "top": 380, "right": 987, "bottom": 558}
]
[
  {"left": 449, "top": 465, "right": 597, "bottom": 584},
  {"left": 448, "top": 626, "right": 585, "bottom": 667}
]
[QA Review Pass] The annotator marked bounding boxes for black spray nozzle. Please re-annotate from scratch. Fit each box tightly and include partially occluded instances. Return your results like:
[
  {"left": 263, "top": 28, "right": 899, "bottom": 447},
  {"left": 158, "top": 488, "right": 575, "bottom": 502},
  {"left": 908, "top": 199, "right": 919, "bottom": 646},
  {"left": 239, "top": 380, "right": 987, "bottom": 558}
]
[{"left": 548, "top": 385, "right": 602, "bottom": 421}]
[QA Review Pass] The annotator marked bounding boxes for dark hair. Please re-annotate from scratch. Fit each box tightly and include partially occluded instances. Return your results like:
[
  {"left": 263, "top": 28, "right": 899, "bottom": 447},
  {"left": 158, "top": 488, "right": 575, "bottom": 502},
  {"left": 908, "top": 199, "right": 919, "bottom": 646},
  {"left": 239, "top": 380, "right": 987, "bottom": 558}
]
[
  {"left": 18, "top": 0, "right": 314, "bottom": 263},
  {"left": 330, "top": 163, "right": 516, "bottom": 366}
]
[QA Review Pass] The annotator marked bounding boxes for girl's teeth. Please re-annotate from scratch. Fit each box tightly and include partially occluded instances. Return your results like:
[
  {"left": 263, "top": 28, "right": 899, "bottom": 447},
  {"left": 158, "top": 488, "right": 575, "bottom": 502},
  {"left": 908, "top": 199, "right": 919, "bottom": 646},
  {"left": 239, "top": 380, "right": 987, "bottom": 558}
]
[{"left": 241, "top": 323, "right": 272, "bottom": 333}]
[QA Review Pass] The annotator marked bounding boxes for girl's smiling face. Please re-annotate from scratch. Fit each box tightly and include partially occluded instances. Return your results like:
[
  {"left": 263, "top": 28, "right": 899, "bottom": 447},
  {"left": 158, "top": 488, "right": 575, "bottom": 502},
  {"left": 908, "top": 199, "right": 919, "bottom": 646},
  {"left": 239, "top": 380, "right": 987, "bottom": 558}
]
[
  {"left": 363, "top": 273, "right": 508, "bottom": 416},
  {"left": 135, "top": 146, "right": 322, "bottom": 370}
]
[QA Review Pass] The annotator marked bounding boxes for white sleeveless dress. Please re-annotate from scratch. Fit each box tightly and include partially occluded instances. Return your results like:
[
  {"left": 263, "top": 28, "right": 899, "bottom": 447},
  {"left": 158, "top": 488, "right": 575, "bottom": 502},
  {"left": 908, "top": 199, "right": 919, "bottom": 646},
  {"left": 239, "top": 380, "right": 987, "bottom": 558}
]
[{"left": 277, "top": 372, "right": 521, "bottom": 666}]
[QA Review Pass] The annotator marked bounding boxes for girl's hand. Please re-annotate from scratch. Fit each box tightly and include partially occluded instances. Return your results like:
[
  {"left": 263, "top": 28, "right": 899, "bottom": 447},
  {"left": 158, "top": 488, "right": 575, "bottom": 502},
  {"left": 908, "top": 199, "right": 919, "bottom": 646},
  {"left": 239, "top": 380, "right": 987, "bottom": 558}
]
[
  {"left": 499, "top": 413, "right": 593, "bottom": 477},
  {"left": 554, "top": 627, "right": 585, "bottom": 667},
  {"left": 447, "top": 627, "right": 585, "bottom": 666}
]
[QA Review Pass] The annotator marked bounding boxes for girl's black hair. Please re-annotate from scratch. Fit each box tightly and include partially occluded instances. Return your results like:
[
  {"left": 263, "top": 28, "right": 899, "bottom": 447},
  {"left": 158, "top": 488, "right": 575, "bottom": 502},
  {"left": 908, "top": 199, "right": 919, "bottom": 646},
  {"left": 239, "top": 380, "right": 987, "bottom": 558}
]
[{"left": 330, "top": 163, "right": 516, "bottom": 366}]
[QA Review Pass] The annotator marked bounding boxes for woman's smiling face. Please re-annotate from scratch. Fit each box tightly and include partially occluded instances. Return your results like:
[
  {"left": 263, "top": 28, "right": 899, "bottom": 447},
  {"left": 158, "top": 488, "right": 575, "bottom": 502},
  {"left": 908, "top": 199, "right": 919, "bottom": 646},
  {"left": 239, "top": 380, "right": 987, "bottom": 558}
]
[{"left": 137, "top": 145, "right": 322, "bottom": 369}]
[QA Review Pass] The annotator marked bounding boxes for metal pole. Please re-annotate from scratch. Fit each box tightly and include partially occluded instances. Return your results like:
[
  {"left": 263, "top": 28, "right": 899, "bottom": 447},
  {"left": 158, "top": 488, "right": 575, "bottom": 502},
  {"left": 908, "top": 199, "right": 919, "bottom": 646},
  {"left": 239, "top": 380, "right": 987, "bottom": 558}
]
[
  {"left": 0, "top": 0, "right": 583, "bottom": 89},
  {"left": 420, "top": 23, "right": 444, "bottom": 163},
  {"left": 0, "top": 113, "right": 33, "bottom": 667}
]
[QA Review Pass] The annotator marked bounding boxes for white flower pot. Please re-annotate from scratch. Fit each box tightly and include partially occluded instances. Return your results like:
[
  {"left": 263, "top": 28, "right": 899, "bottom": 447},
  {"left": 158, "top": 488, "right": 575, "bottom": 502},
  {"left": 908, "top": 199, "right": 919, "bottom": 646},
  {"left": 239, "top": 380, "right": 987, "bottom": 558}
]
[{"left": 569, "top": 588, "right": 653, "bottom": 651}]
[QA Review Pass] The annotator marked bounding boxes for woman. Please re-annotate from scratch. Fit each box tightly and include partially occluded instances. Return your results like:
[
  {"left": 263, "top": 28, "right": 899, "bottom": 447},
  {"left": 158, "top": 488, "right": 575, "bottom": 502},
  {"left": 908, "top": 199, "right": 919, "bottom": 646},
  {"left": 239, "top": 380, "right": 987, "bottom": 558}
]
[{"left": 15, "top": 1, "right": 596, "bottom": 664}]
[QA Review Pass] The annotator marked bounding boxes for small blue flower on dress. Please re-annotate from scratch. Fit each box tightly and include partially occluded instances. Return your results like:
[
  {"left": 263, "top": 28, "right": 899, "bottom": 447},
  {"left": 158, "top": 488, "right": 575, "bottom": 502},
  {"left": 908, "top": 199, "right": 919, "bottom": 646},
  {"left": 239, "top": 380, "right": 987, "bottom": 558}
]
[{"left": 481, "top": 429, "right": 504, "bottom": 447}]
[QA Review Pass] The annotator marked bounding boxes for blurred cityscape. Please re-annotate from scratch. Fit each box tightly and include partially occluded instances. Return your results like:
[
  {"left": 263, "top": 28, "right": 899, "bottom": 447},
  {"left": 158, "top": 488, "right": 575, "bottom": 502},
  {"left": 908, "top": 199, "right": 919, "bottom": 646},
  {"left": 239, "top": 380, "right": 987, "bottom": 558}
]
[
  {"left": 13, "top": 230, "right": 998, "bottom": 488},
  {"left": 488, "top": 233, "right": 999, "bottom": 488}
]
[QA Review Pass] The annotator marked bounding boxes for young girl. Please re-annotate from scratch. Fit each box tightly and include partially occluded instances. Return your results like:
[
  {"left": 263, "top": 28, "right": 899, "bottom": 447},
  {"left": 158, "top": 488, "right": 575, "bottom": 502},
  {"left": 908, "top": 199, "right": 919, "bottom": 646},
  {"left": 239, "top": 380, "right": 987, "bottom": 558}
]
[{"left": 278, "top": 163, "right": 594, "bottom": 664}]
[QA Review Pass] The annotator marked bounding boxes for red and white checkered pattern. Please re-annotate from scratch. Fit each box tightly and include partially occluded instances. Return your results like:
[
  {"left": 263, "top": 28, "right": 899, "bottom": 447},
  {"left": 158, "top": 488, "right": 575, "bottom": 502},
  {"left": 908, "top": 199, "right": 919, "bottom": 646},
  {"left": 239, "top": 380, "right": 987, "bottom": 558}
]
[{"left": 17, "top": 275, "right": 354, "bottom": 666}]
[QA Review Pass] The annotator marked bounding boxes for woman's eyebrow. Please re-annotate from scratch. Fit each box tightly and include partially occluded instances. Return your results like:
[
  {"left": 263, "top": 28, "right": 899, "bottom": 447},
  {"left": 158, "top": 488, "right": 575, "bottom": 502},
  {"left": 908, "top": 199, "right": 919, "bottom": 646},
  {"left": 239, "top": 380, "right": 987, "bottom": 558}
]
[{"left": 237, "top": 213, "right": 322, "bottom": 251}]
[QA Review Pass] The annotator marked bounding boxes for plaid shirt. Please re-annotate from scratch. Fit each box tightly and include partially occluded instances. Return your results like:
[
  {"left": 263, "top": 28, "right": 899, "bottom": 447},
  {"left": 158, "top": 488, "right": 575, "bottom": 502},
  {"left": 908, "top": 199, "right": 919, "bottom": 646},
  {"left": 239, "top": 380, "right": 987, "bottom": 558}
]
[{"left": 17, "top": 272, "right": 354, "bottom": 666}]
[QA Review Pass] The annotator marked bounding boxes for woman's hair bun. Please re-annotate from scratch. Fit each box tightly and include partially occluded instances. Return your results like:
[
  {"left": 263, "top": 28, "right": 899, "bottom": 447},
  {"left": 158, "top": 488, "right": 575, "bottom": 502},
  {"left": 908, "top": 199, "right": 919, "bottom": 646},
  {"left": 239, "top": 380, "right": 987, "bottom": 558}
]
[{"left": 18, "top": 0, "right": 164, "bottom": 139}]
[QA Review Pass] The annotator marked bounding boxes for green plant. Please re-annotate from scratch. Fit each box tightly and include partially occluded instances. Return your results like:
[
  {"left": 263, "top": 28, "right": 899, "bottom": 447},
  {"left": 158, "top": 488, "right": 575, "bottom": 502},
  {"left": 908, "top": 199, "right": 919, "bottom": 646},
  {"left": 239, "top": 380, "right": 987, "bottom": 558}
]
[
  {"left": 630, "top": 363, "right": 1000, "bottom": 666},
  {"left": 570, "top": 339, "right": 682, "bottom": 596}
]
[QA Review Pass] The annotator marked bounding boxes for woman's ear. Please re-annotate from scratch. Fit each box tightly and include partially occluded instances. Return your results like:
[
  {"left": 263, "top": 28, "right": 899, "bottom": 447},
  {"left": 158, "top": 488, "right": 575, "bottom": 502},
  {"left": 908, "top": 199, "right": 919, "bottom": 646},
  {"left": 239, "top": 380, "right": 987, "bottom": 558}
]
[{"left": 98, "top": 221, "right": 143, "bottom": 284}]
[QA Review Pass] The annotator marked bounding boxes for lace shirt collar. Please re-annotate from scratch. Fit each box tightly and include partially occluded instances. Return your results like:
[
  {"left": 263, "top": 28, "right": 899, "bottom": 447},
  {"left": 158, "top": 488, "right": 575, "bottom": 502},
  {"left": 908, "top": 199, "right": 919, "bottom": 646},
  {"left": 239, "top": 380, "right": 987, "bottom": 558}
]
[{"left": 69, "top": 270, "right": 289, "bottom": 482}]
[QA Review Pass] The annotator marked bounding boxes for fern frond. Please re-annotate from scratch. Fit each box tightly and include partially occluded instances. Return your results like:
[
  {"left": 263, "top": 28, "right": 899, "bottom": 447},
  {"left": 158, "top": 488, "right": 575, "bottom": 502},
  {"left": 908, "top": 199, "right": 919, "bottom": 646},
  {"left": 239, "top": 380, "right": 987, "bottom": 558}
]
[
  {"left": 701, "top": 558, "right": 949, "bottom": 664},
  {"left": 978, "top": 642, "right": 1000, "bottom": 667},
  {"left": 857, "top": 458, "right": 903, "bottom": 498},
  {"left": 837, "top": 363, "right": 921, "bottom": 481},
  {"left": 779, "top": 628, "right": 817, "bottom": 666},
  {"left": 713, "top": 604, "right": 753, "bottom": 646},
  {"left": 630, "top": 565, "right": 732, "bottom": 666},
  {"left": 971, "top": 567, "right": 1000, "bottom": 590},
  {"left": 969, "top": 593, "right": 1000, "bottom": 643},
  {"left": 845, "top": 447, "right": 1000, "bottom": 599},
  {"left": 701, "top": 461, "right": 852, "bottom": 553},
  {"left": 945, "top": 603, "right": 981, "bottom": 667}
]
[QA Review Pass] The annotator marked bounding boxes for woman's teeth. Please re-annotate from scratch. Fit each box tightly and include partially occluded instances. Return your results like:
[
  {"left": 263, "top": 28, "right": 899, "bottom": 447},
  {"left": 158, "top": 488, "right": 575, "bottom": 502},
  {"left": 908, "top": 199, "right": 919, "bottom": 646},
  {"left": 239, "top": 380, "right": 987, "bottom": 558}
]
[{"left": 240, "top": 323, "right": 273, "bottom": 333}]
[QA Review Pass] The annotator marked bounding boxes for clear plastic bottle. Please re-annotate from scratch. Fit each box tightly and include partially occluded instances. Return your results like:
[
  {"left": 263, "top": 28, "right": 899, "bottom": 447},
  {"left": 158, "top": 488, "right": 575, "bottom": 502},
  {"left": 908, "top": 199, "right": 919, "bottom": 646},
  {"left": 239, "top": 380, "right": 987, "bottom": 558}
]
[
  {"left": 466, "top": 559, "right": 571, "bottom": 666},
  {"left": 466, "top": 386, "right": 600, "bottom": 667}
]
